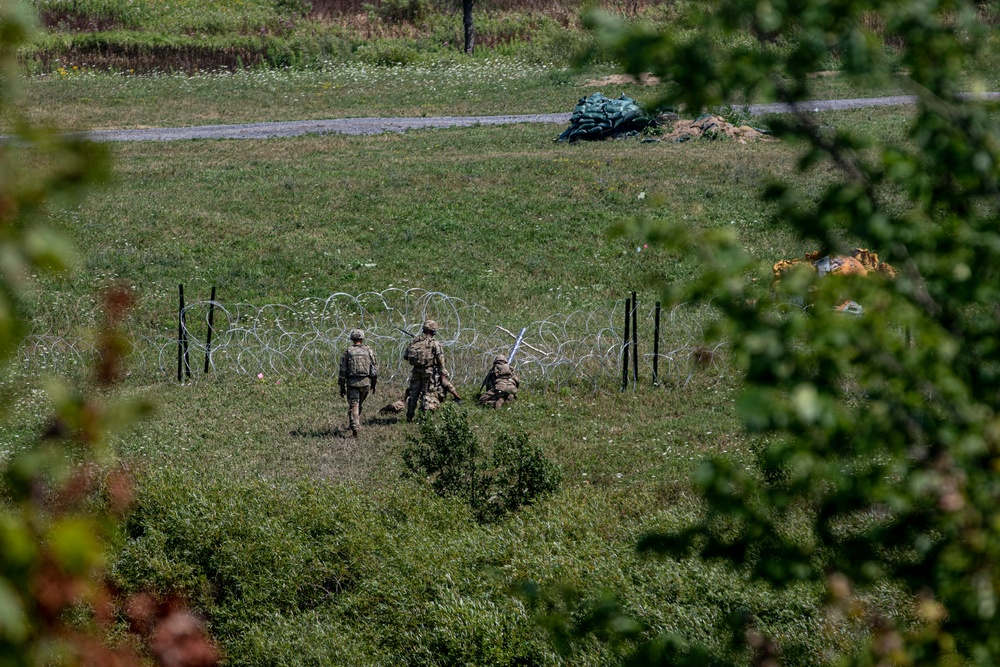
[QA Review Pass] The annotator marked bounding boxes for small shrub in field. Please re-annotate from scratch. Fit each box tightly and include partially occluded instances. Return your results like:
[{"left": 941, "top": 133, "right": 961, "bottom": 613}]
[
  {"left": 490, "top": 430, "right": 562, "bottom": 518},
  {"left": 718, "top": 104, "right": 754, "bottom": 128},
  {"left": 353, "top": 38, "right": 423, "bottom": 65},
  {"left": 402, "top": 404, "right": 482, "bottom": 500},
  {"left": 402, "top": 406, "right": 561, "bottom": 523},
  {"left": 363, "top": 0, "right": 427, "bottom": 24}
]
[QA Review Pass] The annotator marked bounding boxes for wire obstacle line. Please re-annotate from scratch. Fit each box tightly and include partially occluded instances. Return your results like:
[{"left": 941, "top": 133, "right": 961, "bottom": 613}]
[{"left": 15, "top": 288, "right": 730, "bottom": 390}]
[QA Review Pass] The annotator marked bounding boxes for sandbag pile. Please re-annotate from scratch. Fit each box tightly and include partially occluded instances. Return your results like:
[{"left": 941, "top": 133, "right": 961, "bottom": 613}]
[{"left": 556, "top": 92, "right": 654, "bottom": 142}]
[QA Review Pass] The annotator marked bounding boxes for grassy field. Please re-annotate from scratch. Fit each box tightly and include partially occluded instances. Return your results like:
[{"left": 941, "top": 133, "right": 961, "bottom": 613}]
[
  {"left": 33, "top": 108, "right": 914, "bottom": 317},
  {"left": 17, "top": 59, "right": 585, "bottom": 130},
  {"left": 0, "top": 89, "right": 938, "bottom": 665},
  {"left": 22, "top": 0, "right": 678, "bottom": 74},
  {"left": 10, "top": 1, "right": 994, "bottom": 659},
  {"left": 19, "top": 61, "right": 995, "bottom": 132},
  {"left": 17, "top": 0, "right": 1000, "bottom": 133}
]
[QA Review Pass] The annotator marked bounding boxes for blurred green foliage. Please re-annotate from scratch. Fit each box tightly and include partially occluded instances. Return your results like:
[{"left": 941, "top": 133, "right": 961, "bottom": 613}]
[
  {"left": 554, "top": 0, "right": 1000, "bottom": 664},
  {"left": 0, "top": 2, "right": 214, "bottom": 664}
]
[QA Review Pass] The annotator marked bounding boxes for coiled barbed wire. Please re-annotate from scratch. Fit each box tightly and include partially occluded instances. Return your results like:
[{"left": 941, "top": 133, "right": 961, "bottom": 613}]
[{"left": 15, "top": 288, "right": 730, "bottom": 389}]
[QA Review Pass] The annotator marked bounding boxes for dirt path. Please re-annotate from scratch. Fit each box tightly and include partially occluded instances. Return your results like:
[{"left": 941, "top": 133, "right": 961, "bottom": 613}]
[
  {"left": 80, "top": 113, "right": 573, "bottom": 142},
  {"left": 77, "top": 93, "right": 1000, "bottom": 142}
]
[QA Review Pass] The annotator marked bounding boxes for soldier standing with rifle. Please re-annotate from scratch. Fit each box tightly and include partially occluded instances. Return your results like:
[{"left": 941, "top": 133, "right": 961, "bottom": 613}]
[
  {"left": 403, "top": 319, "right": 445, "bottom": 422},
  {"left": 338, "top": 329, "right": 378, "bottom": 438}
]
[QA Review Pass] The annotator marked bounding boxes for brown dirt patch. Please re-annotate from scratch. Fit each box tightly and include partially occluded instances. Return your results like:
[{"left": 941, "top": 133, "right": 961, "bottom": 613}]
[
  {"left": 584, "top": 73, "right": 661, "bottom": 87},
  {"left": 655, "top": 114, "right": 774, "bottom": 143}
]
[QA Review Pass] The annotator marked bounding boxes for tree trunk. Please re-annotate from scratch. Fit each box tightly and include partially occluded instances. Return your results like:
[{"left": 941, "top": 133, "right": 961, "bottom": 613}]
[{"left": 463, "top": 0, "right": 475, "bottom": 54}]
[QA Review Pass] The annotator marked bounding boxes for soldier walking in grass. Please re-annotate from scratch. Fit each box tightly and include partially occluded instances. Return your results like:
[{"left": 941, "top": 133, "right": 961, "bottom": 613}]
[
  {"left": 478, "top": 355, "right": 519, "bottom": 409},
  {"left": 339, "top": 329, "right": 378, "bottom": 437},
  {"left": 403, "top": 319, "right": 445, "bottom": 422}
]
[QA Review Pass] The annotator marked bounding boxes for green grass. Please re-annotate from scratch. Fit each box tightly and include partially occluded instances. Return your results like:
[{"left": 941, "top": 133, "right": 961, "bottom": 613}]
[
  {"left": 21, "top": 62, "right": 1000, "bottom": 132},
  {"left": 109, "top": 375, "right": 748, "bottom": 484},
  {"left": 106, "top": 376, "right": 860, "bottom": 666},
  {"left": 17, "top": 62, "right": 641, "bottom": 131},
  {"left": 5, "top": 88, "right": 939, "bottom": 664},
  {"left": 7, "top": 2, "right": 999, "bottom": 660},
  {"left": 22, "top": 0, "right": 660, "bottom": 73},
  {"left": 38, "top": 115, "right": 915, "bottom": 325}
]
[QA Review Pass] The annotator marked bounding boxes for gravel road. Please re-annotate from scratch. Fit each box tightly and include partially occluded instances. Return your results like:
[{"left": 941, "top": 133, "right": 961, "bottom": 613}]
[{"left": 79, "top": 93, "right": 1000, "bottom": 142}]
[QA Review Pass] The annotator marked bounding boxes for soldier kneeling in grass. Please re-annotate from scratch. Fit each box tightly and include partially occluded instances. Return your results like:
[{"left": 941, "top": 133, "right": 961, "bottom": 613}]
[{"left": 477, "top": 356, "right": 519, "bottom": 410}]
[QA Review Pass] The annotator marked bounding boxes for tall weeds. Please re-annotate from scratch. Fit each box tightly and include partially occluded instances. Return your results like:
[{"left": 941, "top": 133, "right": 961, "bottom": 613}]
[{"left": 26, "top": 0, "right": 680, "bottom": 72}]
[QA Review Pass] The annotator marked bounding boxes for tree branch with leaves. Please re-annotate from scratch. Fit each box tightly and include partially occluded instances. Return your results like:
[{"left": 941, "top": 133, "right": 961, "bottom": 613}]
[
  {"left": 0, "top": 5, "right": 218, "bottom": 665},
  {"left": 579, "top": 0, "right": 1000, "bottom": 664}
]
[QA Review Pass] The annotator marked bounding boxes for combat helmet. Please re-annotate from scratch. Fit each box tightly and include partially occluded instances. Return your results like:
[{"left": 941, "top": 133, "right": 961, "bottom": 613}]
[
  {"left": 494, "top": 355, "right": 508, "bottom": 364},
  {"left": 349, "top": 329, "right": 365, "bottom": 341},
  {"left": 423, "top": 319, "right": 438, "bottom": 334}
]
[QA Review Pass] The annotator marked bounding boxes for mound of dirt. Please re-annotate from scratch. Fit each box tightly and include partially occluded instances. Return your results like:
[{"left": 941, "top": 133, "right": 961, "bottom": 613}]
[
  {"left": 654, "top": 114, "right": 773, "bottom": 143},
  {"left": 773, "top": 248, "right": 898, "bottom": 281},
  {"left": 583, "top": 74, "right": 661, "bottom": 87}
]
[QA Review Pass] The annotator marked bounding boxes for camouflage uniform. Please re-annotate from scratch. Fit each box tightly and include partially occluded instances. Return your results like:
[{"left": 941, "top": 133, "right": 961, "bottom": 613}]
[
  {"left": 478, "top": 355, "right": 520, "bottom": 409},
  {"left": 436, "top": 368, "right": 462, "bottom": 403},
  {"left": 404, "top": 319, "right": 445, "bottom": 422},
  {"left": 338, "top": 329, "right": 378, "bottom": 437},
  {"left": 379, "top": 365, "right": 461, "bottom": 417}
]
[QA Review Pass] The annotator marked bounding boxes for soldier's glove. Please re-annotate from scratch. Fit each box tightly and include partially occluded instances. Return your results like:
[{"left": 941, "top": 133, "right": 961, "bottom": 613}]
[
  {"left": 339, "top": 384, "right": 346, "bottom": 398},
  {"left": 370, "top": 378, "right": 377, "bottom": 394}
]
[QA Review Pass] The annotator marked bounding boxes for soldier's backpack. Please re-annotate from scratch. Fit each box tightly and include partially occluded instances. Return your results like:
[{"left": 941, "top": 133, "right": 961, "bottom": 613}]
[
  {"left": 404, "top": 336, "right": 435, "bottom": 368},
  {"left": 346, "top": 346, "right": 372, "bottom": 376}
]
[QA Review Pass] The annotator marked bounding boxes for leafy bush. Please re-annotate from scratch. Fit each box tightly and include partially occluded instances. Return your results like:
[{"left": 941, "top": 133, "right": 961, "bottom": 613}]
[
  {"left": 587, "top": 0, "right": 1000, "bottom": 663},
  {"left": 363, "top": 0, "right": 427, "bottom": 24},
  {"left": 112, "top": 472, "right": 364, "bottom": 631},
  {"left": 352, "top": 38, "right": 423, "bottom": 65},
  {"left": 491, "top": 430, "right": 562, "bottom": 517},
  {"left": 402, "top": 406, "right": 561, "bottom": 523},
  {"left": 717, "top": 104, "right": 754, "bottom": 129},
  {"left": 0, "top": 2, "right": 220, "bottom": 662},
  {"left": 112, "top": 467, "right": 563, "bottom": 665}
]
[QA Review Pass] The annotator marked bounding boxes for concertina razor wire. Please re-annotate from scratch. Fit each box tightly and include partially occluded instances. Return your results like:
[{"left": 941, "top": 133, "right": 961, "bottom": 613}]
[{"left": 15, "top": 288, "right": 729, "bottom": 390}]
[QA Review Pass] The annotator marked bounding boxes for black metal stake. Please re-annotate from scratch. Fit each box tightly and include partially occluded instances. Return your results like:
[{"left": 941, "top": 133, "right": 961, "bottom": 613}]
[
  {"left": 177, "top": 284, "right": 185, "bottom": 383},
  {"left": 182, "top": 288, "right": 191, "bottom": 380},
  {"left": 621, "top": 296, "right": 630, "bottom": 391},
  {"left": 204, "top": 285, "right": 216, "bottom": 374},
  {"left": 653, "top": 301, "right": 661, "bottom": 386},
  {"left": 631, "top": 290, "right": 638, "bottom": 384}
]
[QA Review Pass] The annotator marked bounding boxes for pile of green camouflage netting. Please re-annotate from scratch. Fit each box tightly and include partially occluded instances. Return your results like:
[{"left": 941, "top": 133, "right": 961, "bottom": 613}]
[{"left": 556, "top": 92, "right": 653, "bottom": 142}]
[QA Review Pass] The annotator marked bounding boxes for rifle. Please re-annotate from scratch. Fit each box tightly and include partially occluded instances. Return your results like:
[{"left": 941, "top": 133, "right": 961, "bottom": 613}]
[{"left": 508, "top": 328, "right": 527, "bottom": 365}]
